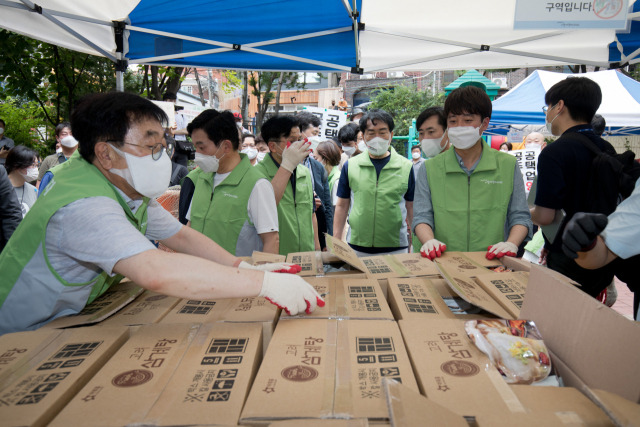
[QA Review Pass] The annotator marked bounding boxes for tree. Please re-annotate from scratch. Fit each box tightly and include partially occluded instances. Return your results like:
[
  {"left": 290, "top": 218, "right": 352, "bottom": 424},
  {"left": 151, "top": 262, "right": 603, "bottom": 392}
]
[
  {"left": 369, "top": 85, "right": 445, "bottom": 136},
  {"left": 249, "top": 72, "right": 306, "bottom": 132},
  {"left": 135, "top": 65, "right": 189, "bottom": 100},
  {"left": 0, "top": 98, "right": 53, "bottom": 158}
]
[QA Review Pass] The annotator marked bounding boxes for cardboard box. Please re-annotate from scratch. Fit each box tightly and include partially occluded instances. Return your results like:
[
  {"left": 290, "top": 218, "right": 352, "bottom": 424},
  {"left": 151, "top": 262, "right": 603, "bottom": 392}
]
[
  {"left": 520, "top": 265, "right": 640, "bottom": 403},
  {"left": 286, "top": 251, "right": 324, "bottom": 276},
  {"left": 386, "top": 277, "right": 455, "bottom": 320},
  {"left": 51, "top": 322, "right": 263, "bottom": 426},
  {"left": 160, "top": 296, "right": 279, "bottom": 325},
  {"left": 435, "top": 253, "right": 513, "bottom": 319},
  {"left": 251, "top": 251, "right": 286, "bottom": 265},
  {"left": 325, "top": 235, "right": 439, "bottom": 280},
  {"left": 0, "top": 326, "right": 129, "bottom": 427},
  {"left": 383, "top": 378, "right": 468, "bottom": 427},
  {"left": 240, "top": 319, "right": 419, "bottom": 424},
  {"left": 399, "top": 318, "right": 524, "bottom": 418},
  {"left": 280, "top": 277, "right": 394, "bottom": 321},
  {"left": 42, "top": 281, "right": 144, "bottom": 329},
  {"left": 99, "top": 290, "right": 180, "bottom": 326},
  {"left": 269, "top": 420, "right": 370, "bottom": 427},
  {"left": 473, "top": 271, "right": 529, "bottom": 319},
  {"left": 0, "top": 329, "right": 67, "bottom": 389}
]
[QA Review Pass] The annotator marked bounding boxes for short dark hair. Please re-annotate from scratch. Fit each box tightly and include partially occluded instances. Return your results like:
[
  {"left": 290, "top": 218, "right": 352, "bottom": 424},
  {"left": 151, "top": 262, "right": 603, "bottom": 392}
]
[
  {"left": 591, "top": 114, "right": 606, "bottom": 136},
  {"left": 261, "top": 116, "right": 299, "bottom": 143},
  {"left": 545, "top": 77, "right": 601, "bottom": 123},
  {"left": 296, "top": 111, "right": 322, "bottom": 132},
  {"left": 241, "top": 133, "right": 256, "bottom": 143},
  {"left": 444, "top": 86, "right": 492, "bottom": 121},
  {"left": 55, "top": 122, "right": 71, "bottom": 137},
  {"left": 411, "top": 144, "right": 421, "bottom": 152},
  {"left": 359, "top": 109, "right": 394, "bottom": 133},
  {"left": 162, "top": 92, "right": 177, "bottom": 101},
  {"left": 416, "top": 106, "right": 446, "bottom": 131},
  {"left": 71, "top": 92, "right": 168, "bottom": 163},
  {"left": 5, "top": 145, "right": 36, "bottom": 174},
  {"left": 337, "top": 123, "right": 360, "bottom": 147},
  {"left": 255, "top": 133, "right": 266, "bottom": 145},
  {"left": 315, "top": 140, "right": 342, "bottom": 166},
  {"left": 188, "top": 109, "right": 239, "bottom": 150},
  {"left": 499, "top": 142, "right": 513, "bottom": 151},
  {"left": 0, "top": 119, "right": 5, "bottom": 127}
]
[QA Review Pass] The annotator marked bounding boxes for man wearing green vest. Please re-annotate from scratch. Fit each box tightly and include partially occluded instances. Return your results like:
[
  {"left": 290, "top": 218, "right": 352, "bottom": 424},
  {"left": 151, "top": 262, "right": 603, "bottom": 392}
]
[
  {"left": 333, "top": 109, "right": 415, "bottom": 256},
  {"left": 255, "top": 116, "right": 320, "bottom": 255},
  {"left": 183, "top": 109, "right": 279, "bottom": 256},
  {"left": 0, "top": 92, "right": 323, "bottom": 334},
  {"left": 413, "top": 86, "right": 532, "bottom": 260}
]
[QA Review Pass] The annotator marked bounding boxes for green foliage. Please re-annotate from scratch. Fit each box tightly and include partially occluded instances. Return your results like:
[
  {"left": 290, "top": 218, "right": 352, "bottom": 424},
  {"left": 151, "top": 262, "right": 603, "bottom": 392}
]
[
  {"left": 0, "top": 98, "right": 54, "bottom": 158},
  {"left": 0, "top": 29, "right": 126, "bottom": 126},
  {"left": 221, "top": 70, "right": 243, "bottom": 94},
  {"left": 249, "top": 72, "right": 308, "bottom": 131},
  {"left": 369, "top": 85, "right": 445, "bottom": 136},
  {"left": 134, "top": 65, "right": 188, "bottom": 100}
]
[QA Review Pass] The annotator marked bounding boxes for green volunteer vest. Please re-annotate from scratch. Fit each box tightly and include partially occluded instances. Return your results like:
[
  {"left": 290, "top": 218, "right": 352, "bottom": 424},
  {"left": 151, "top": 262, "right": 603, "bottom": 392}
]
[
  {"left": 189, "top": 155, "right": 263, "bottom": 255},
  {"left": 255, "top": 154, "right": 314, "bottom": 255},
  {"left": 0, "top": 153, "right": 148, "bottom": 308},
  {"left": 327, "top": 166, "right": 340, "bottom": 196},
  {"left": 347, "top": 148, "right": 413, "bottom": 247},
  {"left": 426, "top": 146, "right": 515, "bottom": 252}
]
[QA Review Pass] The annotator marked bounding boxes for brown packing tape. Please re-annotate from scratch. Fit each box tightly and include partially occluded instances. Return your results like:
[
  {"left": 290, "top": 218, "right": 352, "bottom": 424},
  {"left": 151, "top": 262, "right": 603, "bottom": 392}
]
[
  {"left": 315, "top": 251, "right": 325, "bottom": 276},
  {"left": 333, "top": 319, "right": 354, "bottom": 418},
  {"left": 382, "top": 254, "right": 412, "bottom": 277},
  {"left": 335, "top": 279, "right": 348, "bottom": 319}
]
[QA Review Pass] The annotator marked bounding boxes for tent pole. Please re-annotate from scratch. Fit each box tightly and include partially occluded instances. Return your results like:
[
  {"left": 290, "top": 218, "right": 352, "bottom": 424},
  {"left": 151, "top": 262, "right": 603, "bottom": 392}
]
[{"left": 116, "top": 70, "right": 124, "bottom": 92}]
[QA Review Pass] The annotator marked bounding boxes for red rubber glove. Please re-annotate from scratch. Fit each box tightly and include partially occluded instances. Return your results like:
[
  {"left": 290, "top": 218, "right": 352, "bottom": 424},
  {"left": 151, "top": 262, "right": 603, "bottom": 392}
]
[
  {"left": 420, "top": 239, "right": 447, "bottom": 260},
  {"left": 259, "top": 273, "right": 325, "bottom": 315},
  {"left": 486, "top": 242, "right": 518, "bottom": 260},
  {"left": 239, "top": 261, "right": 302, "bottom": 274}
]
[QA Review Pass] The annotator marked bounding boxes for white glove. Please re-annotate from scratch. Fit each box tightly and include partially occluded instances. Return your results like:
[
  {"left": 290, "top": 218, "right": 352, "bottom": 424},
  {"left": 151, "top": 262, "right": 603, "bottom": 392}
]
[
  {"left": 486, "top": 241, "right": 518, "bottom": 260},
  {"left": 420, "top": 239, "right": 447, "bottom": 260},
  {"left": 259, "top": 272, "right": 325, "bottom": 315},
  {"left": 239, "top": 261, "right": 302, "bottom": 274},
  {"left": 281, "top": 140, "right": 311, "bottom": 173}
]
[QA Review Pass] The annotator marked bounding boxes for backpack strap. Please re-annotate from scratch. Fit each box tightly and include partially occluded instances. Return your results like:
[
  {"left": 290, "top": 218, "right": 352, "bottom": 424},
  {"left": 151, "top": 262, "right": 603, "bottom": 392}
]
[{"left": 568, "top": 131, "right": 605, "bottom": 156}]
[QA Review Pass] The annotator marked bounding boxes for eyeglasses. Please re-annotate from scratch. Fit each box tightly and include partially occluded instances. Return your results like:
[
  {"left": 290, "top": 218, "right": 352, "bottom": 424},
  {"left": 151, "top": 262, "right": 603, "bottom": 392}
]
[
  {"left": 108, "top": 141, "right": 174, "bottom": 161},
  {"left": 542, "top": 105, "right": 555, "bottom": 113}
]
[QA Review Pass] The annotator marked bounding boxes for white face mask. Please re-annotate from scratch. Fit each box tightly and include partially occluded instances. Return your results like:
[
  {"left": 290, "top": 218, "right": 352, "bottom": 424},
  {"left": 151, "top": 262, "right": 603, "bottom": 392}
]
[
  {"left": 109, "top": 144, "right": 171, "bottom": 199},
  {"left": 241, "top": 147, "right": 258, "bottom": 160},
  {"left": 421, "top": 135, "right": 446, "bottom": 158},
  {"left": 256, "top": 151, "right": 267, "bottom": 162},
  {"left": 306, "top": 135, "right": 323, "bottom": 152},
  {"left": 448, "top": 126, "right": 480, "bottom": 150},
  {"left": 365, "top": 137, "right": 390, "bottom": 156},
  {"left": 60, "top": 135, "right": 78, "bottom": 148},
  {"left": 194, "top": 145, "right": 226, "bottom": 173},
  {"left": 500, "top": 147, "right": 509, "bottom": 152},
  {"left": 342, "top": 146, "right": 356, "bottom": 157},
  {"left": 22, "top": 166, "right": 39, "bottom": 181},
  {"left": 412, "top": 152, "right": 422, "bottom": 160},
  {"left": 0, "top": 128, "right": 4, "bottom": 136},
  {"left": 357, "top": 141, "right": 367, "bottom": 153},
  {"left": 56, "top": 147, "right": 63, "bottom": 154},
  {"left": 353, "top": 119, "right": 360, "bottom": 125}
]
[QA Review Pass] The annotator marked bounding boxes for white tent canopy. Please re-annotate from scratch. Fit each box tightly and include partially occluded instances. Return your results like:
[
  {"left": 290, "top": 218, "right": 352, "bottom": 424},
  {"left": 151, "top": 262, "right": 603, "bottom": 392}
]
[
  {"left": 0, "top": 0, "right": 636, "bottom": 74},
  {"left": 489, "top": 69, "right": 640, "bottom": 135}
]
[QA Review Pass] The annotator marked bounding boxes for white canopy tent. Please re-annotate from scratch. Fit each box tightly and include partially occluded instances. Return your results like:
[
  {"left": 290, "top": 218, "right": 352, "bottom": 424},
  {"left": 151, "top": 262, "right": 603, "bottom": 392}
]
[{"left": 1, "top": 0, "right": 639, "bottom": 81}]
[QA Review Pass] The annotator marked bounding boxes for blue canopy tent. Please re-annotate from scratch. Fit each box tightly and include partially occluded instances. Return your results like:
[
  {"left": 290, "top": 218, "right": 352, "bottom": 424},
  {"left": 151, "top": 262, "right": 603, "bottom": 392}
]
[
  {"left": 488, "top": 69, "right": 640, "bottom": 136},
  {"left": 1, "top": 0, "right": 638, "bottom": 82}
]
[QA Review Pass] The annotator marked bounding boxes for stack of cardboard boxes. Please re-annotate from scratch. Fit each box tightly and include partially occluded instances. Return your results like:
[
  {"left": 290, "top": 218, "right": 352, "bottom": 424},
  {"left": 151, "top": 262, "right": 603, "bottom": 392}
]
[{"left": 0, "top": 239, "right": 638, "bottom": 426}]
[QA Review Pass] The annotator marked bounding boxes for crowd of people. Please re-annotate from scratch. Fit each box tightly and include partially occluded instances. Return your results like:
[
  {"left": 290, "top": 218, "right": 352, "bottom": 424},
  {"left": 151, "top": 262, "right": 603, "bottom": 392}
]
[{"left": 1, "top": 76, "right": 639, "bottom": 333}]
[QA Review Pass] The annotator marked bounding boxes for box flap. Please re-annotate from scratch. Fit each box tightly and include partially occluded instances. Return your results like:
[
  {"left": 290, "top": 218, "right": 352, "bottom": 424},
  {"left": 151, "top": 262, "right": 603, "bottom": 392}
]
[
  {"left": 325, "top": 234, "right": 367, "bottom": 273},
  {"left": 436, "top": 261, "right": 513, "bottom": 319},
  {"left": 281, "top": 278, "right": 394, "bottom": 321},
  {"left": 251, "top": 251, "right": 286, "bottom": 264},
  {"left": 520, "top": 265, "right": 640, "bottom": 403},
  {"left": 100, "top": 290, "right": 180, "bottom": 326},
  {"left": 582, "top": 387, "right": 640, "bottom": 427},
  {"left": 286, "top": 251, "right": 324, "bottom": 276},
  {"left": 386, "top": 277, "right": 455, "bottom": 320},
  {"left": 383, "top": 378, "right": 467, "bottom": 427},
  {"left": 474, "top": 272, "right": 528, "bottom": 319},
  {"left": 43, "top": 281, "right": 144, "bottom": 329}
]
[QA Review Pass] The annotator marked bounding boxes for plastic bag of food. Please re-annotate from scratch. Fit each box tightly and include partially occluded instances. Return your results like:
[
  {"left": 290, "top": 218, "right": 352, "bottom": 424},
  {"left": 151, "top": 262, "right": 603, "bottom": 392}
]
[{"left": 465, "top": 319, "right": 551, "bottom": 384}]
